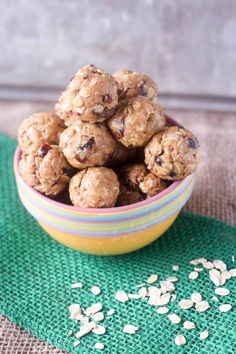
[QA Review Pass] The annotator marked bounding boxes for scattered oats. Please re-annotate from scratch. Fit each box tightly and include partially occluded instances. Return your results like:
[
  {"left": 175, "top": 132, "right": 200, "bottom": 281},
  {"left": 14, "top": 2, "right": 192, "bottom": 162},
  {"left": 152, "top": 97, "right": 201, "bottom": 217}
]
[
  {"left": 175, "top": 335, "right": 186, "bottom": 346},
  {"left": 188, "top": 271, "right": 199, "bottom": 280},
  {"left": 179, "top": 299, "right": 194, "bottom": 310},
  {"left": 194, "top": 267, "right": 204, "bottom": 272},
  {"left": 183, "top": 321, "right": 196, "bottom": 330},
  {"left": 200, "top": 330, "right": 209, "bottom": 340},
  {"left": 195, "top": 301, "right": 210, "bottom": 312},
  {"left": 71, "top": 282, "right": 83, "bottom": 289},
  {"left": 212, "top": 296, "right": 218, "bottom": 301},
  {"left": 172, "top": 265, "right": 179, "bottom": 272},
  {"left": 91, "top": 286, "right": 101, "bottom": 296},
  {"left": 219, "top": 304, "right": 232, "bottom": 313},
  {"left": 67, "top": 330, "right": 73, "bottom": 336},
  {"left": 93, "top": 312, "right": 104, "bottom": 322},
  {"left": 148, "top": 286, "right": 161, "bottom": 297},
  {"left": 86, "top": 303, "right": 103, "bottom": 316},
  {"left": 209, "top": 269, "right": 221, "bottom": 286},
  {"left": 171, "top": 294, "right": 177, "bottom": 302},
  {"left": 215, "top": 287, "right": 230, "bottom": 296},
  {"left": 138, "top": 287, "right": 148, "bottom": 298},
  {"left": 94, "top": 342, "right": 105, "bottom": 350},
  {"left": 76, "top": 322, "right": 96, "bottom": 338},
  {"left": 156, "top": 307, "right": 169, "bottom": 314},
  {"left": 213, "top": 260, "right": 227, "bottom": 272},
  {"left": 160, "top": 280, "right": 175, "bottom": 293},
  {"left": 166, "top": 276, "right": 179, "bottom": 282},
  {"left": 221, "top": 271, "right": 231, "bottom": 280},
  {"left": 107, "top": 309, "right": 115, "bottom": 316},
  {"left": 73, "top": 340, "right": 80, "bottom": 347},
  {"left": 168, "top": 314, "right": 181, "bottom": 324},
  {"left": 190, "top": 259, "right": 200, "bottom": 266},
  {"left": 123, "top": 324, "right": 139, "bottom": 334},
  {"left": 147, "top": 274, "right": 158, "bottom": 284},
  {"left": 191, "top": 292, "right": 202, "bottom": 303},
  {"left": 115, "top": 290, "right": 129, "bottom": 303},
  {"left": 128, "top": 293, "right": 141, "bottom": 299},
  {"left": 92, "top": 324, "right": 106, "bottom": 335},
  {"left": 203, "top": 261, "right": 214, "bottom": 269},
  {"left": 229, "top": 269, "right": 236, "bottom": 277}
]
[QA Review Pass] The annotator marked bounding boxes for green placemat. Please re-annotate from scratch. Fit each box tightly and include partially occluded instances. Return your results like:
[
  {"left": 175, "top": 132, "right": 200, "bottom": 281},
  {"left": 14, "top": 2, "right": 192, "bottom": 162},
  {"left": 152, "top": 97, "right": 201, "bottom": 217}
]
[{"left": 0, "top": 133, "right": 236, "bottom": 354}]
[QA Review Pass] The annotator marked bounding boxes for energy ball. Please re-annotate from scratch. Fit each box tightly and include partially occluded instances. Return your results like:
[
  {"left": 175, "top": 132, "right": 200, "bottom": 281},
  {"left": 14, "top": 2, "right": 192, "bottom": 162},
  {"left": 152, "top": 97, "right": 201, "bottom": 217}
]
[
  {"left": 69, "top": 167, "right": 120, "bottom": 208},
  {"left": 145, "top": 126, "right": 200, "bottom": 180},
  {"left": 139, "top": 173, "right": 168, "bottom": 197},
  {"left": 56, "top": 64, "right": 119, "bottom": 125},
  {"left": 18, "top": 112, "right": 65, "bottom": 153},
  {"left": 19, "top": 144, "right": 74, "bottom": 196},
  {"left": 59, "top": 121, "right": 116, "bottom": 169},
  {"left": 108, "top": 96, "right": 166, "bottom": 148},
  {"left": 113, "top": 69, "right": 158, "bottom": 102},
  {"left": 117, "top": 164, "right": 147, "bottom": 206}
]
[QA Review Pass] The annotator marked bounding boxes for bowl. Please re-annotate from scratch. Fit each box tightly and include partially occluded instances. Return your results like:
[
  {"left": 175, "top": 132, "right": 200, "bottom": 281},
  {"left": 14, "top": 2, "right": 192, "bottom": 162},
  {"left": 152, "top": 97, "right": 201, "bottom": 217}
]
[{"left": 14, "top": 118, "right": 194, "bottom": 256}]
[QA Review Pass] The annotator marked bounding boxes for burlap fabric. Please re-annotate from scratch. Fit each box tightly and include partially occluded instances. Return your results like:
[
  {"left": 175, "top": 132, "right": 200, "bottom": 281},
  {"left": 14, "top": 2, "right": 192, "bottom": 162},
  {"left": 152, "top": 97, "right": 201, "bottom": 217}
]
[{"left": 0, "top": 106, "right": 235, "bottom": 353}]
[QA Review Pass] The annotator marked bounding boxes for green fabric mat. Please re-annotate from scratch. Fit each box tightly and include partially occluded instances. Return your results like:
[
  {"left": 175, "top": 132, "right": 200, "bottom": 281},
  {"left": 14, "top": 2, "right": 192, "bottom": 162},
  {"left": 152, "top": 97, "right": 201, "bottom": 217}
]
[{"left": 0, "top": 133, "right": 236, "bottom": 354}]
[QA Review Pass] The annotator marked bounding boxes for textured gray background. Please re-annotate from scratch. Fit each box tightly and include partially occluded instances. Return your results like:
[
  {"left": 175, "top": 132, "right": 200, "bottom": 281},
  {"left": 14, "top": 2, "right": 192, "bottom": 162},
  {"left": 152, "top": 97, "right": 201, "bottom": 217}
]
[{"left": 0, "top": 0, "right": 236, "bottom": 110}]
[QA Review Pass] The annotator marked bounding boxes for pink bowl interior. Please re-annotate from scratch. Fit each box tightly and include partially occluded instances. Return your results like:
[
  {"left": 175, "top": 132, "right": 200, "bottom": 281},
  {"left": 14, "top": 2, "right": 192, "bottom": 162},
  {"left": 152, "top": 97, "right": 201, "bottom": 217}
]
[{"left": 14, "top": 115, "right": 185, "bottom": 214}]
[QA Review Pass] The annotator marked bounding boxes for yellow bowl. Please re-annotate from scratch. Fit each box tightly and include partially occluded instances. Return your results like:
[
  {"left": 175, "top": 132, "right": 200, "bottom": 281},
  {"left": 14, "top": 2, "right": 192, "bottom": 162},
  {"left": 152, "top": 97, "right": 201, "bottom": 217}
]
[{"left": 14, "top": 147, "right": 194, "bottom": 256}]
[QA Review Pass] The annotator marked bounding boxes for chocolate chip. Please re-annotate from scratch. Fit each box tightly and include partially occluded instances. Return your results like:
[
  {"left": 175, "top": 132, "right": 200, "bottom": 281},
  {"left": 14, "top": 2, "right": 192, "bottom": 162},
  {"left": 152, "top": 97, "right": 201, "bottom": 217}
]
[
  {"left": 38, "top": 144, "right": 51, "bottom": 158},
  {"left": 139, "top": 84, "right": 147, "bottom": 96},
  {"left": 155, "top": 156, "right": 163, "bottom": 166},
  {"left": 62, "top": 166, "right": 75, "bottom": 177},
  {"left": 169, "top": 171, "right": 176, "bottom": 177},
  {"left": 103, "top": 94, "right": 112, "bottom": 104},
  {"left": 188, "top": 138, "right": 199, "bottom": 149},
  {"left": 77, "top": 137, "right": 95, "bottom": 152}
]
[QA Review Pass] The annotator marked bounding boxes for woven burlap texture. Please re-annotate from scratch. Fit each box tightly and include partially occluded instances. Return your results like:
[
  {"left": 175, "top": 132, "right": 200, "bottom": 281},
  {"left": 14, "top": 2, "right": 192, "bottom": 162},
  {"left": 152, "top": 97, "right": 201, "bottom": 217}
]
[{"left": 0, "top": 133, "right": 236, "bottom": 354}]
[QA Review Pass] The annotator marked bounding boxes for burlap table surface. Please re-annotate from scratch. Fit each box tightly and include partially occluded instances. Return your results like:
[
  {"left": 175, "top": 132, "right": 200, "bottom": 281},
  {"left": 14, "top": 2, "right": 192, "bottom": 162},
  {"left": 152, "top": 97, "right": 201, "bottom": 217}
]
[{"left": 0, "top": 108, "right": 235, "bottom": 353}]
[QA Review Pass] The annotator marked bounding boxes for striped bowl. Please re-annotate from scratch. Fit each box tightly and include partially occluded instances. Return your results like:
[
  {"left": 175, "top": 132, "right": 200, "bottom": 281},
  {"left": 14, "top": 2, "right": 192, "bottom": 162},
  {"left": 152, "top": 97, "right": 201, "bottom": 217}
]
[{"left": 14, "top": 122, "right": 194, "bottom": 255}]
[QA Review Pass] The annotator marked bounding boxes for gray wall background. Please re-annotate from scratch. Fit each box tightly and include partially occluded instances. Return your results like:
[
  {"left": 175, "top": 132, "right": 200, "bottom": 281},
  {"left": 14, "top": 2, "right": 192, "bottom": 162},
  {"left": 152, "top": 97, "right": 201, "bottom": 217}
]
[{"left": 0, "top": 0, "right": 236, "bottom": 110}]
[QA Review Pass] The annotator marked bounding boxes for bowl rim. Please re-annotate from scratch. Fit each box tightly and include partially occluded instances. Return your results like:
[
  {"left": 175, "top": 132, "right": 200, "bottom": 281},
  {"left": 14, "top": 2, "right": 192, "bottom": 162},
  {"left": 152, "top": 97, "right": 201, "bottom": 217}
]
[{"left": 14, "top": 116, "right": 188, "bottom": 214}]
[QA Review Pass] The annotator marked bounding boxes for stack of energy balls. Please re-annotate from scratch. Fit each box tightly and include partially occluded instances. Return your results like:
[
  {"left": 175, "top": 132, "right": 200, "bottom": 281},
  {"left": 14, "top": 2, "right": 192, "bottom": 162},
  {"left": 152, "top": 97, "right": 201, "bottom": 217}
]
[{"left": 18, "top": 65, "right": 200, "bottom": 208}]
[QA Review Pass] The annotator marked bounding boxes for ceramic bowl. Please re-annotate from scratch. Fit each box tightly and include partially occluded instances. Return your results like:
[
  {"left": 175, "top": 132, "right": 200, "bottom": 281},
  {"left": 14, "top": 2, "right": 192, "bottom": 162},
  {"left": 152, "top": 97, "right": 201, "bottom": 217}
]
[{"left": 14, "top": 118, "right": 194, "bottom": 255}]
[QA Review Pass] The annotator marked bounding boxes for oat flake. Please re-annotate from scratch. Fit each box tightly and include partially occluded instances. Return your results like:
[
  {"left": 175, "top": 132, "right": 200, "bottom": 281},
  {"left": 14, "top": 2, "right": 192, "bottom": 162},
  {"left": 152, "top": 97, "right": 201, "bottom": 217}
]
[
  {"left": 147, "top": 274, "right": 158, "bottom": 284},
  {"left": 215, "top": 287, "right": 230, "bottom": 296},
  {"left": 91, "top": 286, "right": 101, "bottom": 295},
  {"left": 172, "top": 265, "right": 179, "bottom": 271},
  {"left": 175, "top": 335, "right": 186, "bottom": 346},
  {"left": 71, "top": 282, "right": 83, "bottom": 289},
  {"left": 168, "top": 314, "right": 181, "bottom": 324},
  {"left": 115, "top": 290, "right": 129, "bottom": 302},
  {"left": 179, "top": 299, "right": 194, "bottom": 309},
  {"left": 123, "top": 324, "right": 139, "bottom": 334},
  {"left": 183, "top": 321, "right": 196, "bottom": 330},
  {"left": 219, "top": 304, "right": 232, "bottom": 313},
  {"left": 191, "top": 292, "right": 202, "bottom": 303},
  {"left": 188, "top": 271, "right": 199, "bottom": 280},
  {"left": 200, "top": 330, "right": 209, "bottom": 340},
  {"left": 156, "top": 307, "right": 169, "bottom": 314},
  {"left": 195, "top": 301, "right": 210, "bottom": 312},
  {"left": 73, "top": 340, "right": 80, "bottom": 347},
  {"left": 94, "top": 342, "right": 105, "bottom": 350},
  {"left": 92, "top": 324, "right": 106, "bottom": 335}
]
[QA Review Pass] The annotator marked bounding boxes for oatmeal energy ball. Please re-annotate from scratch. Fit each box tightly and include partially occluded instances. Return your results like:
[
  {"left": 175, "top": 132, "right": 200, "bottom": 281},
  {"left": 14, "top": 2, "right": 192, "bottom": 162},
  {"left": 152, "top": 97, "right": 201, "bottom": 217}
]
[
  {"left": 19, "top": 144, "right": 74, "bottom": 196},
  {"left": 108, "top": 96, "right": 165, "bottom": 148},
  {"left": 69, "top": 167, "right": 120, "bottom": 208},
  {"left": 18, "top": 112, "right": 65, "bottom": 153},
  {"left": 56, "top": 64, "right": 119, "bottom": 125},
  {"left": 59, "top": 121, "right": 116, "bottom": 169},
  {"left": 113, "top": 69, "right": 158, "bottom": 102},
  {"left": 117, "top": 163, "right": 168, "bottom": 206},
  {"left": 117, "top": 163, "right": 147, "bottom": 206},
  {"left": 145, "top": 126, "right": 200, "bottom": 180}
]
